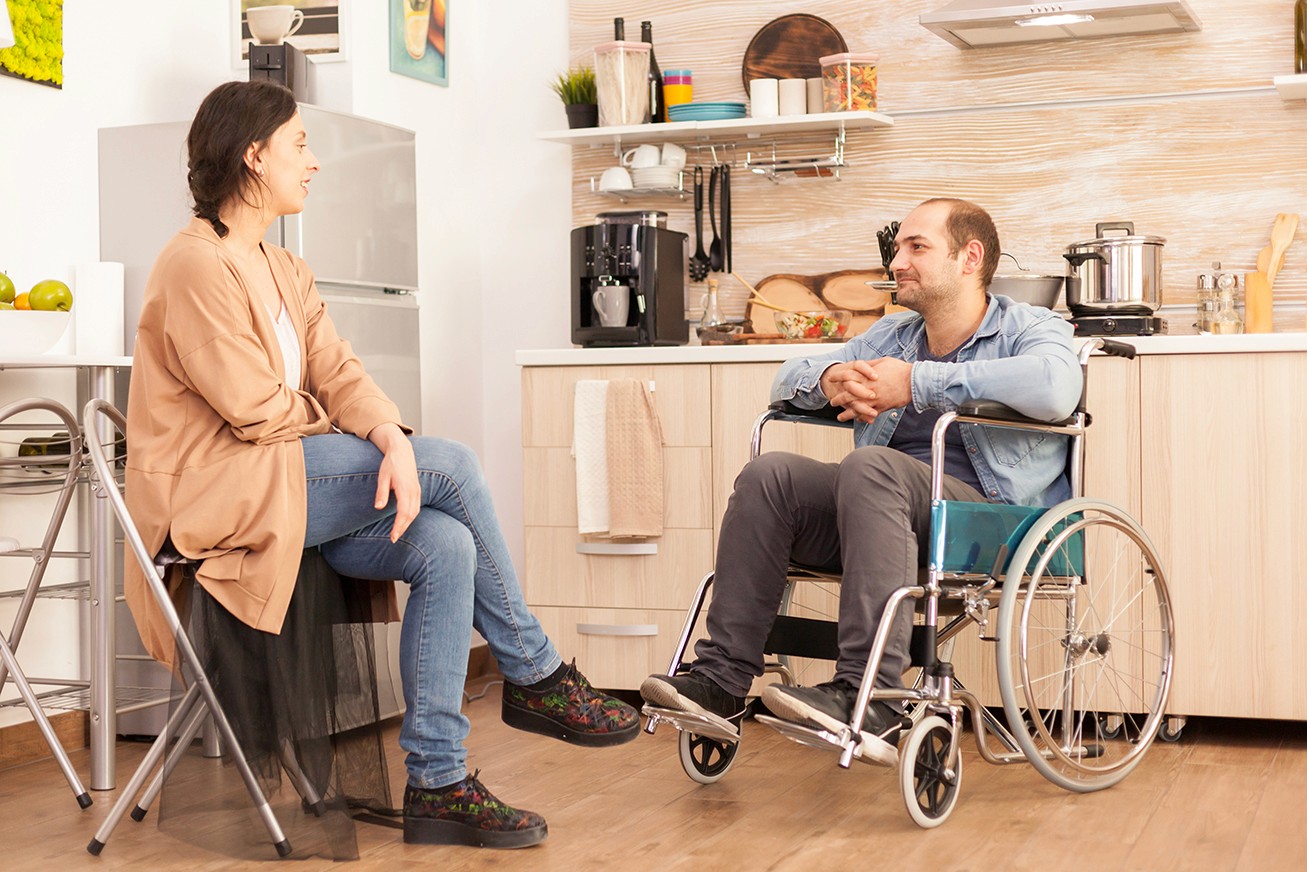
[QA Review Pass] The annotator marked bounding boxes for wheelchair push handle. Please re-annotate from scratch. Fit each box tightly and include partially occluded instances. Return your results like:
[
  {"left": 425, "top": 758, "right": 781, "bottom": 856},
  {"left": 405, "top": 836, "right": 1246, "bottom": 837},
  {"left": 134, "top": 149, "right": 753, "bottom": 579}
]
[{"left": 1093, "top": 338, "right": 1137, "bottom": 360}]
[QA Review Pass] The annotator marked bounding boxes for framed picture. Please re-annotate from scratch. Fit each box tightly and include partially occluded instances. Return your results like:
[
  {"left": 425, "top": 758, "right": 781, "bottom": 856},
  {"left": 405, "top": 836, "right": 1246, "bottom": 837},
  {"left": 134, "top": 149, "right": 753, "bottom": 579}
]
[
  {"left": 232, "top": 1, "right": 346, "bottom": 69},
  {"left": 0, "top": 0, "right": 64, "bottom": 88},
  {"left": 389, "top": 0, "right": 447, "bottom": 87}
]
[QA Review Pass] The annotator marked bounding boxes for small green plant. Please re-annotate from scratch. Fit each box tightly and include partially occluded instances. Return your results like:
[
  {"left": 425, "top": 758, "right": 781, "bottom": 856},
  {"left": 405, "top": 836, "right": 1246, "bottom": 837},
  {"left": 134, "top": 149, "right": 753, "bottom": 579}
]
[{"left": 549, "top": 66, "right": 597, "bottom": 105}]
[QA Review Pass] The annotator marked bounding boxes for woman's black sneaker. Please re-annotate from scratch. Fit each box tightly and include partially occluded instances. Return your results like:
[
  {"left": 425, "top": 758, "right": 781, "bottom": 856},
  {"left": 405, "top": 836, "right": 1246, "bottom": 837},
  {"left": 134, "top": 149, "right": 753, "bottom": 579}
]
[
  {"left": 402, "top": 771, "right": 546, "bottom": 849},
  {"left": 502, "top": 659, "right": 640, "bottom": 746}
]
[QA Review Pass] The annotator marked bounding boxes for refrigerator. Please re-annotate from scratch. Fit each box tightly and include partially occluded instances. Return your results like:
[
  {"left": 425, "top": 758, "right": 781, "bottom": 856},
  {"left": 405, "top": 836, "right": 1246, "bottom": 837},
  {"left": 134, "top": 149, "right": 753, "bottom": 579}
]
[{"left": 98, "top": 105, "right": 421, "bottom": 731}]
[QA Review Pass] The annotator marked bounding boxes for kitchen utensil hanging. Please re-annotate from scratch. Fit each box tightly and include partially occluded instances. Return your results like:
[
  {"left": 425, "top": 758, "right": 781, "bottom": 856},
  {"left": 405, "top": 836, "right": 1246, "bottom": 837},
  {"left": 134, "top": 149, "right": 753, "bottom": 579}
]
[
  {"left": 722, "top": 163, "right": 732, "bottom": 274},
  {"left": 689, "top": 166, "right": 709, "bottom": 281},
  {"left": 708, "top": 165, "right": 724, "bottom": 272}
]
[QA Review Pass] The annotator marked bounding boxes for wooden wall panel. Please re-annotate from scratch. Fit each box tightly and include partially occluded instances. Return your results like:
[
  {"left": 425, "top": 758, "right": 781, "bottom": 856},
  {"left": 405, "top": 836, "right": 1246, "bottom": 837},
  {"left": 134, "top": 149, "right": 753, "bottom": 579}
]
[{"left": 566, "top": 1, "right": 1307, "bottom": 323}]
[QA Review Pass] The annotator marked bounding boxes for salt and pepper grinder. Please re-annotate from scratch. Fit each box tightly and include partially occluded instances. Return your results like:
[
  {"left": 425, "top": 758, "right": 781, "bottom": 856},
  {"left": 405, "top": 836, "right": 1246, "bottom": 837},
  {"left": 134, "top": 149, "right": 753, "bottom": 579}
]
[{"left": 1211, "top": 268, "right": 1244, "bottom": 335}]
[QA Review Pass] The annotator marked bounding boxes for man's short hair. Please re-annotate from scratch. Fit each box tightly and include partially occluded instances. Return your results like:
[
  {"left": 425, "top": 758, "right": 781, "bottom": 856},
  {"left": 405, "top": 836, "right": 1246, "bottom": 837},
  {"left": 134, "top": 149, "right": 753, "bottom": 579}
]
[{"left": 921, "top": 198, "right": 1001, "bottom": 288}]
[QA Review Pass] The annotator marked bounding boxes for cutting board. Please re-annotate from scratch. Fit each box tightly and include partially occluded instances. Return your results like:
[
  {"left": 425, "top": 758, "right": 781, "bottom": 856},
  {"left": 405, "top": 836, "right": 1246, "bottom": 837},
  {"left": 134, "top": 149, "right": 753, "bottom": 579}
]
[
  {"left": 741, "top": 14, "right": 847, "bottom": 92},
  {"left": 743, "top": 269, "right": 905, "bottom": 337}
]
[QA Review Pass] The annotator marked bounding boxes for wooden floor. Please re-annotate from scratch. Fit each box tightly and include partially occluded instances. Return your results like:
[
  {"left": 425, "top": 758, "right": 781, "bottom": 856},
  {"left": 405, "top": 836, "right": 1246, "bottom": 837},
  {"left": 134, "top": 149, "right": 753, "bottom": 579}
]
[{"left": 3, "top": 690, "right": 1306, "bottom": 870}]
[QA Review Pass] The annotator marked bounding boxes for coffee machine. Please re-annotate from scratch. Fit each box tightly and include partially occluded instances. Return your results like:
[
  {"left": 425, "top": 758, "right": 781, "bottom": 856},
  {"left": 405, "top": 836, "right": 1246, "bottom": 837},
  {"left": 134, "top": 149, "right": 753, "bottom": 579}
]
[{"left": 571, "top": 219, "right": 688, "bottom": 347}]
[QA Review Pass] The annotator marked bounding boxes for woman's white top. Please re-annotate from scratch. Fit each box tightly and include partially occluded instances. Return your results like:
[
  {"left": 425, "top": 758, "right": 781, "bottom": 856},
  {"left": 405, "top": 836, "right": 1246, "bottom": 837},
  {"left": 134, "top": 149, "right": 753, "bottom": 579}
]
[{"left": 268, "top": 299, "right": 302, "bottom": 391}]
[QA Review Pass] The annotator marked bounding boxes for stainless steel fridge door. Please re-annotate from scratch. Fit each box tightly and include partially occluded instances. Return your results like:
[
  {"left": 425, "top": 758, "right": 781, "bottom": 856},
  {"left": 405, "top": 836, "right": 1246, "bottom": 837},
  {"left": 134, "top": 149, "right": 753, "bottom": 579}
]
[
  {"left": 317, "top": 286, "right": 423, "bottom": 434},
  {"left": 279, "top": 105, "right": 419, "bottom": 292}
]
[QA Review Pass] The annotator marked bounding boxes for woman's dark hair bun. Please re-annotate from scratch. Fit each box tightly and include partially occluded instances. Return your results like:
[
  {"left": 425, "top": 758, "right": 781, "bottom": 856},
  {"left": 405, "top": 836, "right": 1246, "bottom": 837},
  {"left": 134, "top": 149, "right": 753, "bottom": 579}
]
[{"left": 186, "top": 80, "right": 298, "bottom": 238}]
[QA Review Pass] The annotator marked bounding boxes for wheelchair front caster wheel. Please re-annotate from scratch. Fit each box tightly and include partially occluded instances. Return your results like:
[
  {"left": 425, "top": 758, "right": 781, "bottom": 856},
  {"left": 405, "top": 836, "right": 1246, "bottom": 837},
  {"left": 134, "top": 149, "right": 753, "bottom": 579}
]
[
  {"left": 1160, "top": 716, "right": 1186, "bottom": 743},
  {"left": 900, "top": 716, "right": 962, "bottom": 829},
  {"left": 679, "top": 730, "right": 739, "bottom": 784}
]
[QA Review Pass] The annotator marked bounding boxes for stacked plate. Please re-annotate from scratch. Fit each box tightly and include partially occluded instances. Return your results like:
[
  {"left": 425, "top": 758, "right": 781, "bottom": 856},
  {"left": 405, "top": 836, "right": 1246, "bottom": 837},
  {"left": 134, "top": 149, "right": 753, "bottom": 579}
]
[
  {"left": 631, "top": 166, "right": 681, "bottom": 189},
  {"left": 668, "top": 101, "right": 747, "bottom": 122}
]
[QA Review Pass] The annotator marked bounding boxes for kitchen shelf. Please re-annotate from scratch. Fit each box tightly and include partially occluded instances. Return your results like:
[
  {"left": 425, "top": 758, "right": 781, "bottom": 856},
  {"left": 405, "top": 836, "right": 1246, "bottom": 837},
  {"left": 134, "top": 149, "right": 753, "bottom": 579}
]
[
  {"left": 1274, "top": 74, "right": 1307, "bottom": 101},
  {"left": 540, "top": 110, "right": 894, "bottom": 147}
]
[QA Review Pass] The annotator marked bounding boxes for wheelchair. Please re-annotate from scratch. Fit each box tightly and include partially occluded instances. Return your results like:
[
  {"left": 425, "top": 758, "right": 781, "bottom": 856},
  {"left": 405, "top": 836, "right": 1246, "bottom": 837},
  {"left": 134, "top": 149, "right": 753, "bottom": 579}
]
[{"left": 642, "top": 338, "right": 1176, "bottom": 828}]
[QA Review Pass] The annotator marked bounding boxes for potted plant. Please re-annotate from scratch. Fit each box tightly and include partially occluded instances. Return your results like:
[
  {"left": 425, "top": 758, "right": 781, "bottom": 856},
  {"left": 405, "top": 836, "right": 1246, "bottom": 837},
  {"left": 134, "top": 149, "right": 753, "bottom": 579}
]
[{"left": 550, "top": 66, "right": 598, "bottom": 129}]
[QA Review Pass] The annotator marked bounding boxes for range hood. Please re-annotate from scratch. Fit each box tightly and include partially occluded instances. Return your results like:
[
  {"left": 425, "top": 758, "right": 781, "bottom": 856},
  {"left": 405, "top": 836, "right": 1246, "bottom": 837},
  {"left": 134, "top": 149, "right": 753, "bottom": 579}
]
[{"left": 920, "top": 0, "right": 1202, "bottom": 49}]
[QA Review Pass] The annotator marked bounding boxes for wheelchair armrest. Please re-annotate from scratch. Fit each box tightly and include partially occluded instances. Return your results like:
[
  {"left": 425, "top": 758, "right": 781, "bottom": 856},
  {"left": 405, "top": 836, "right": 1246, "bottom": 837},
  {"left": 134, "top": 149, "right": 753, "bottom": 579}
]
[
  {"left": 957, "top": 400, "right": 1079, "bottom": 429},
  {"left": 767, "top": 400, "right": 855, "bottom": 428}
]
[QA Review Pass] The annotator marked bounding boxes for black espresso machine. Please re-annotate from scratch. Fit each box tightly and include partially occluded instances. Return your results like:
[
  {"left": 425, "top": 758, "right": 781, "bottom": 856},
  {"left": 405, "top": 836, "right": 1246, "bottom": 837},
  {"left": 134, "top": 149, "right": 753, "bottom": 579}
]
[{"left": 571, "top": 214, "right": 688, "bottom": 347}]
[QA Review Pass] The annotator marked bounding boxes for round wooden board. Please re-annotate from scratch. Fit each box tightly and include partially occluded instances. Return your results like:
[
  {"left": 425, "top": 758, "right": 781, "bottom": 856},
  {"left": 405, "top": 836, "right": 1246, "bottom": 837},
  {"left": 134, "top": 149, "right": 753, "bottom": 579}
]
[{"left": 741, "top": 14, "right": 847, "bottom": 93}]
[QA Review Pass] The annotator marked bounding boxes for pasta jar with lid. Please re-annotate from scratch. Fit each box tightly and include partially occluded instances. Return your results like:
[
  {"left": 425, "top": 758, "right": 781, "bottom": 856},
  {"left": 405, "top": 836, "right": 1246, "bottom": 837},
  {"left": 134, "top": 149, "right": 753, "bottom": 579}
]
[
  {"left": 819, "top": 52, "right": 879, "bottom": 112},
  {"left": 594, "top": 41, "right": 652, "bottom": 126}
]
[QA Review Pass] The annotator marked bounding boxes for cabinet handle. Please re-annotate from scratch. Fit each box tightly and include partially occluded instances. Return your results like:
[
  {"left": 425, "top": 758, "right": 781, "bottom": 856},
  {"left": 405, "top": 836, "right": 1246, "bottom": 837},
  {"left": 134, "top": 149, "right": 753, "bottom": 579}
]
[
  {"left": 575, "top": 542, "right": 658, "bottom": 556},
  {"left": 576, "top": 623, "right": 658, "bottom": 637}
]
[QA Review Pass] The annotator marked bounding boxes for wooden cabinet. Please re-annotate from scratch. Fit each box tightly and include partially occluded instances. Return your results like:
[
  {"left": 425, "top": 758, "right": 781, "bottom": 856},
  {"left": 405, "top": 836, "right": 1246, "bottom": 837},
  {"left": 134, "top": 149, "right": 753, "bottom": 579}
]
[{"left": 1140, "top": 353, "right": 1307, "bottom": 719}]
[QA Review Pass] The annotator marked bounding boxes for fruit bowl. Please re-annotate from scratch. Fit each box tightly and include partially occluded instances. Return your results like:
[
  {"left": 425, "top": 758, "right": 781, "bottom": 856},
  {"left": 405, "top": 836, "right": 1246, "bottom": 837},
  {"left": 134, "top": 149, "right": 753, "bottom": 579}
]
[
  {"left": 774, "top": 309, "right": 852, "bottom": 340},
  {"left": 0, "top": 311, "right": 75, "bottom": 355}
]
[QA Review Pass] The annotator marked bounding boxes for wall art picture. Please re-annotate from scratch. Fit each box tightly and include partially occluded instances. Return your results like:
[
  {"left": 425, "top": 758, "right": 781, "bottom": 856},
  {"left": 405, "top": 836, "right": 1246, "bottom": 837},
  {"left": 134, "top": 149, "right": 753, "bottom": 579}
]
[
  {"left": 389, "top": 0, "right": 447, "bottom": 86},
  {"left": 0, "top": 0, "right": 64, "bottom": 89}
]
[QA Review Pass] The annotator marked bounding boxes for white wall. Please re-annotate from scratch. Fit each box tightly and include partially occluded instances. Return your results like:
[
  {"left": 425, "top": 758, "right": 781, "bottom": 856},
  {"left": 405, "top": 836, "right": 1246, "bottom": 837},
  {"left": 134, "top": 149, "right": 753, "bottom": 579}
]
[{"left": 0, "top": 1, "right": 573, "bottom": 722}]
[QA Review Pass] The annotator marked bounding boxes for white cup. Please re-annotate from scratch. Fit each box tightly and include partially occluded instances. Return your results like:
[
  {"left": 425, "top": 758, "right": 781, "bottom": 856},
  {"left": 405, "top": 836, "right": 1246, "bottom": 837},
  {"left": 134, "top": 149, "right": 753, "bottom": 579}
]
[
  {"left": 805, "top": 77, "right": 824, "bottom": 114},
  {"left": 621, "top": 144, "right": 662, "bottom": 169},
  {"left": 592, "top": 284, "right": 630, "bottom": 327},
  {"left": 247, "top": 4, "right": 305, "bottom": 46},
  {"left": 598, "top": 166, "right": 633, "bottom": 191},
  {"left": 749, "top": 78, "right": 779, "bottom": 118},
  {"left": 778, "top": 79, "right": 807, "bottom": 116},
  {"left": 661, "top": 142, "right": 687, "bottom": 168}
]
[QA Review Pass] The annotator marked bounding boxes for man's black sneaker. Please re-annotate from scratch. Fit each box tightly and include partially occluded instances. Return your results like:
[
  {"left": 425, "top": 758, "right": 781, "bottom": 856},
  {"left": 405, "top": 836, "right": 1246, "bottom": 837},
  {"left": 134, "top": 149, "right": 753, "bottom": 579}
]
[
  {"left": 403, "top": 771, "right": 547, "bottom": 849},
  {"left": 640, "top": 671, "right": 747, "bottom": 734},
  {"left": 761, "top": 680, "right": 903, "bottom": 766}
]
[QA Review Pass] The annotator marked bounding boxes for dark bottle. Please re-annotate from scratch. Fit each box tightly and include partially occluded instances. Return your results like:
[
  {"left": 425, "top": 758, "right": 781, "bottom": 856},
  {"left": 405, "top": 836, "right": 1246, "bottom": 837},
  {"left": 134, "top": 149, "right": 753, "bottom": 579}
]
[
  {"left": 1297, "top": 1, "right": 1307, "bottom": 74},
  {"left": 642, "top": 21, "right": 664, "bottom": 123},
  {"left": 614, "top": 17, "right": 625, "bottom": 41}
]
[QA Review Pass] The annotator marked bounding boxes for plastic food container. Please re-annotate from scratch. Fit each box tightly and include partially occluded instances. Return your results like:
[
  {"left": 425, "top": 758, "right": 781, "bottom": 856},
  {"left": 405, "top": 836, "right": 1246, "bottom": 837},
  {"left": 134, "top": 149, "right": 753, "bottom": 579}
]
[
  {"left": 594, "top": 41, "right": 652, "bottom": 126},
  {"left": 820, "top": 52, "right": 879, "bottom": 112}
]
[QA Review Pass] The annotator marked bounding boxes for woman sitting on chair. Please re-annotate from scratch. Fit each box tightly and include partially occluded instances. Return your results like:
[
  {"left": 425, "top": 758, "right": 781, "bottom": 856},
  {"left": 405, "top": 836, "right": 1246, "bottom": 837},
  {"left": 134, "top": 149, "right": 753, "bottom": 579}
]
[{"left": 124, "top": 79, "right": 637, "bottom": 850}]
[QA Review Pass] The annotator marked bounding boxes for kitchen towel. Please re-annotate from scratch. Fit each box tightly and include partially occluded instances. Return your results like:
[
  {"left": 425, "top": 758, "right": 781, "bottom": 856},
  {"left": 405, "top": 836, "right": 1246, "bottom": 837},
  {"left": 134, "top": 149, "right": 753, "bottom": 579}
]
[
  {"left": 606, "top": 378, "right": 664, "bottom": 538},
  {"left": 73, "top": 261, "right": 125, "bottom": 356},
  {"left": 572, "top": 379, "right": 610, "bottom": 535}
]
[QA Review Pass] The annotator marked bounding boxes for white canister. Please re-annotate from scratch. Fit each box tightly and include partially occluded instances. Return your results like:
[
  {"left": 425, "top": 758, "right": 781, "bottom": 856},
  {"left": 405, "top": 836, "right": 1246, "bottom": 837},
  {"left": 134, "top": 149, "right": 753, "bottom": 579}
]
[
  {"left": 748, "top": 78, "right": 779, "bottom": 118},
  {"left": 805, "top": 78, "right": 824, "bottom": 113},
  {"left": 778, "top": 79, "right": 807, "bottom": 116},
  {"left": 73, "top": 262, "right": 125, "bottom": 356}
]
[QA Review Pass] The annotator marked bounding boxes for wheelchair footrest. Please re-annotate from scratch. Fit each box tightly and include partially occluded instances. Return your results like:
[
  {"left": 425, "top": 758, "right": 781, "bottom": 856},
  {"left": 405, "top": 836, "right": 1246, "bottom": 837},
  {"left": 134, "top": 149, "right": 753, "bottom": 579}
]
[
  {"left": 754, "top": 714, "right": 891, "bottom": 767},
  {"left": 641, "top": 705, "right": 740, "bottom": 744}
]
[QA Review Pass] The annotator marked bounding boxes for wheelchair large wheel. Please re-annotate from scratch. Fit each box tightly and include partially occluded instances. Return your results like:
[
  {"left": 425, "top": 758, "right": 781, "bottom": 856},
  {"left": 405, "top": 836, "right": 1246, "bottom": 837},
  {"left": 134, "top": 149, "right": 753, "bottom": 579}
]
[
  {"left": 899, "top": 716, "right": 962, "bottom": 829},
  {"left": 679, "top": 730, "right": 739, "bottom": 784},
  {"left": 997, "top": 499, "right": 1174, "bottom": 793}
]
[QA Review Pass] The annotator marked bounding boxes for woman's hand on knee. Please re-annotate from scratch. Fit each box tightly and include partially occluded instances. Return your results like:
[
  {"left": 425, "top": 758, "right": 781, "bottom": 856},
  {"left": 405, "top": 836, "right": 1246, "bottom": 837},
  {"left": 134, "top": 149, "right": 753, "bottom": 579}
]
[{"left": 368, "top": 423, "right": 421, "bottom": 542}]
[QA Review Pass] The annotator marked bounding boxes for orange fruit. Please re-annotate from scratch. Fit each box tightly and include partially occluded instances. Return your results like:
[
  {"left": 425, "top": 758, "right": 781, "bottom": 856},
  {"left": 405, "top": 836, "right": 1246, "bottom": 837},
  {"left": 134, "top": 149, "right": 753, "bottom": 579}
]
[{"left": 13, "top": 292, "right": 31, "bottom": 310}]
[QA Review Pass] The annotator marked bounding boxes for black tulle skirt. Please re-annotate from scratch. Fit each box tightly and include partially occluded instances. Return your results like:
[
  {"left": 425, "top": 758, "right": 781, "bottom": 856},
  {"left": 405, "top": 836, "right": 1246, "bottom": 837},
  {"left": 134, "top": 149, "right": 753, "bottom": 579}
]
[{"left": 154, "top": 548, "right": 395, "bottom": 861}]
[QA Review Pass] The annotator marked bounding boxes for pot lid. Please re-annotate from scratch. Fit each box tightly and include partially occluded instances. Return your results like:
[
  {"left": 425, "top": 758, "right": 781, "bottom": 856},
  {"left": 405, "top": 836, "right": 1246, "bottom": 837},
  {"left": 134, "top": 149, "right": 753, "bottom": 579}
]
[{"left": 1066, "top": 232, "right": 1166, "bottom": 249}]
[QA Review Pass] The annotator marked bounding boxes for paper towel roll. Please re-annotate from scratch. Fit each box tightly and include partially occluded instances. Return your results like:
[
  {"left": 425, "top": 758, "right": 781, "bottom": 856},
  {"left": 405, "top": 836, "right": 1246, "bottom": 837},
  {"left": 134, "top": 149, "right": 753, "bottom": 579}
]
[{"left": 73, "top": 262, "right": 125, "bottom": 356}]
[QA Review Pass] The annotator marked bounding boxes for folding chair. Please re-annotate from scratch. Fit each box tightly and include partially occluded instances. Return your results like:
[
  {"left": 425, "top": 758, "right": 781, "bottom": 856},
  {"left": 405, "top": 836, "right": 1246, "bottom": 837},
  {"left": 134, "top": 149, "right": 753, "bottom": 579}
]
[{"left": 0, "top": 397, "right": 92, "bottom": 809}]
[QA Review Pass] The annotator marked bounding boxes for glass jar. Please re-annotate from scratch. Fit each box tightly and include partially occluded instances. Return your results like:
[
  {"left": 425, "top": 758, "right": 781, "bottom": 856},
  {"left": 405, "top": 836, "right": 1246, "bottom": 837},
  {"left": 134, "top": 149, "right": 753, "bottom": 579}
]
[{"left": 594, "top": 41, "right": 652, "bottom": 126}]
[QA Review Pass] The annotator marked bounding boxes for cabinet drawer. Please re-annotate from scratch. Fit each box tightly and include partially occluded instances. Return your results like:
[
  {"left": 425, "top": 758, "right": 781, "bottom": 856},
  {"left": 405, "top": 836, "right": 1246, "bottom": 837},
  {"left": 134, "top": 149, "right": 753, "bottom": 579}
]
[
  {"left": 523, "top": 445, "right": 711, "bottom": 530},
  {"left": 522, "top": 365, "right": 711, "bottom": 448},
  {"left": 532, "top": 606, "right": 706, "bottom": 691},
  {"left": 524, "top": 526, "right": 713, "bottom": 610}
]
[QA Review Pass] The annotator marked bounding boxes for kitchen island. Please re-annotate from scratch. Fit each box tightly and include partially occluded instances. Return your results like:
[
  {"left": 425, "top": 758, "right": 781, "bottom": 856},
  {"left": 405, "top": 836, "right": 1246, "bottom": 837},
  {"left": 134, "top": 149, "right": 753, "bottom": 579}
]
[{"left": 518, "top": 333, "right": 1307, "bottom": 722}]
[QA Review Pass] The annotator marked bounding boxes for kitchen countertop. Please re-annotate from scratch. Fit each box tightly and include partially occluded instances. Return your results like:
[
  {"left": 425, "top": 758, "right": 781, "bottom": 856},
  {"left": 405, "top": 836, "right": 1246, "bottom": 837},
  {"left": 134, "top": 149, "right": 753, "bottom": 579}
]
[{"left": 516, "top": 331, "right": 1307, "bottom": 366}]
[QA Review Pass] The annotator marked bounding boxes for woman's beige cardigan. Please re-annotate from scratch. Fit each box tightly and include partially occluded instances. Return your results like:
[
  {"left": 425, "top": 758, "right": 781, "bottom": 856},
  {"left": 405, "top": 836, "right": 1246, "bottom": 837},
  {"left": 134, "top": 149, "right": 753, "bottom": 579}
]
[{"left": 125, "top": 218, "right": 404, "bottom": 664}]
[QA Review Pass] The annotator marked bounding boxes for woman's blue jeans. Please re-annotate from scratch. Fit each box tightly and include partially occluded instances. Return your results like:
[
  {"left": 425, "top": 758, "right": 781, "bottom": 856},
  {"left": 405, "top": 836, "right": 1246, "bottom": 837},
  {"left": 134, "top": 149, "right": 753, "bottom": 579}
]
[{"left": 301, "top": 434, "right": 561, "bottom": 788}]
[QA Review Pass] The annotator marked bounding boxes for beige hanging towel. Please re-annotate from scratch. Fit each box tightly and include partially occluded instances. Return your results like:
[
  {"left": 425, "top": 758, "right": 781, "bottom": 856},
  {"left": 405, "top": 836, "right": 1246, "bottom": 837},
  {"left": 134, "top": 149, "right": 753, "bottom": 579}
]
[{"left": 606, "top": 378, "right": 665, "bottom": 538}]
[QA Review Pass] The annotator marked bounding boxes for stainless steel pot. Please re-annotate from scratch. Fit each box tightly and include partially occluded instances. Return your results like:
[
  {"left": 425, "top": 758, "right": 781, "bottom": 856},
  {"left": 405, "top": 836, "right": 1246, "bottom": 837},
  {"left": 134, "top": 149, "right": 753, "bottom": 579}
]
[
  {"left": 989, "top": 274, "right": 1064, "bottom": 309},
  {"left": 1064, "top": 222, "right": 1165, "bottom": 315}
]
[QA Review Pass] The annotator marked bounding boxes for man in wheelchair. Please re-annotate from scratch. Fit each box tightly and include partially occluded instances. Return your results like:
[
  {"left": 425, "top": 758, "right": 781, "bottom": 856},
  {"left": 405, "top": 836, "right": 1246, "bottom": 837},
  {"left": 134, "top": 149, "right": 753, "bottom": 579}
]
[{"left": 641, "top": 198, "right": 1083, "bottom": 766}]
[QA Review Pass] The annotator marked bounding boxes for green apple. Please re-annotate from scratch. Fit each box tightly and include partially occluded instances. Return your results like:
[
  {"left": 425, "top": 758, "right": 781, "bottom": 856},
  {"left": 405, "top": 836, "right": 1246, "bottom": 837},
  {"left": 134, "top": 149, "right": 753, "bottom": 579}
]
[
  {"left": 28, "top": 279, "right": 73, "bottom": 311},
  {"left": 0, "top": 301, "right": 13, "bottom": 310},
  {"left": 0, "top": 272, "right": 14, "bottom": 304}
]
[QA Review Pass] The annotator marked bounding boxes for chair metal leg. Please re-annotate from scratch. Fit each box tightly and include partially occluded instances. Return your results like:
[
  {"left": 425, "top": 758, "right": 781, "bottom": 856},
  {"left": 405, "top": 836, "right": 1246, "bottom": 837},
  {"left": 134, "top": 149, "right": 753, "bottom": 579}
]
[
  {"left": 86, "top": 684, "right": 203, "bottom": 855},
  {"left": 0, "top": 633, "right": 91, "bottom": 809},
  {"left": 201, "top": 713, "right": 222, "bottom": 758},
  {"left": 279, "top": 738, "right": 326, "bottom": 816},
  {"left": 129, "top": 696, "right": 210, "bottom": 822}
]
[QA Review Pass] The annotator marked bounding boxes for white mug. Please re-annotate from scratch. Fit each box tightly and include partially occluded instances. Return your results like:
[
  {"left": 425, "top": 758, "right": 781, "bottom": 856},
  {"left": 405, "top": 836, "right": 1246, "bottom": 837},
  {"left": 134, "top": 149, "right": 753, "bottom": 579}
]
[
  {"left": 661, "top": 142, "right": 687, "bottom": 168},
  {"left": 778, "top": 79, "right": 807, "bottom": 116},
  {"left": 749, "top": 78, "right": 779, "bottom": 118},
  {"left": 247, "top": 5, "right": 305, "bottom": 46},
  {"left": 592, "top": 284, "right": 630, "bottom": 327},
  {"left": 621, "top": 144, "right": 662, "bottom": 169},
  {"left": 598, "top": 166, "right": 633, "bottom": 191}
]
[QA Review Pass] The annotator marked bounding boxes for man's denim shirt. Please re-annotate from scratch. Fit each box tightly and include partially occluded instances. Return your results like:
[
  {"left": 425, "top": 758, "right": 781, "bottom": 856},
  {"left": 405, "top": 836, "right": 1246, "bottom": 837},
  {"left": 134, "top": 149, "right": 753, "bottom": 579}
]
[{"left": 771, "top": 294, "right": 1083, "bottom": 508}]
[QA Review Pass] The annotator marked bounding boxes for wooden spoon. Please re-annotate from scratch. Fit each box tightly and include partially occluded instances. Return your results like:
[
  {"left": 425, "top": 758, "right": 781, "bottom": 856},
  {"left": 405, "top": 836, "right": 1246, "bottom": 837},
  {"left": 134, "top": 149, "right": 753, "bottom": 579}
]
[{"left": 1267, "top": 212, "right": 1299, "bottom": 287}]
